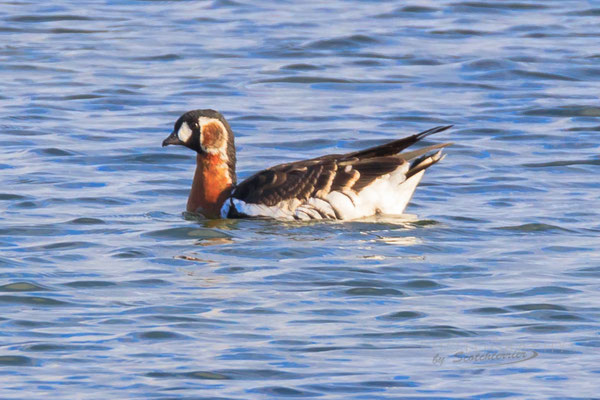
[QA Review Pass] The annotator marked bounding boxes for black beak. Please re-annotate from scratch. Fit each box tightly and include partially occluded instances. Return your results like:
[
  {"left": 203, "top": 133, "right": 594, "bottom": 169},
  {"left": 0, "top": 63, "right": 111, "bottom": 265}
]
[{"left": 162, "top": 131, "right": 184, "bottom": 147}]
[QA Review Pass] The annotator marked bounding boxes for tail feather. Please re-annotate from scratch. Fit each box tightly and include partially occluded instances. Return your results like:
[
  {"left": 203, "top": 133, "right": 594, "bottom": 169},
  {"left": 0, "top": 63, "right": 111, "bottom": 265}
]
[
  {"left": 406, "top": 150, "right": 446, "bottom": 179},
  {"left": 346, "top": 125, "right": 453, "bottom": 160},
  {"left": 398, "top": 142, "right": 453, "bottom": 162},
  {"left": 415, "top": 125, "right": 454, "bottom": 140}
]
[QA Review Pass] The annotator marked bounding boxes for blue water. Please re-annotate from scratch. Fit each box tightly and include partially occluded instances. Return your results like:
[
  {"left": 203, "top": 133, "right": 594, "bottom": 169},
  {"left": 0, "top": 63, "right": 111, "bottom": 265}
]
[{"left": 1, "top": 1, "right": 600, "bottom": 398}]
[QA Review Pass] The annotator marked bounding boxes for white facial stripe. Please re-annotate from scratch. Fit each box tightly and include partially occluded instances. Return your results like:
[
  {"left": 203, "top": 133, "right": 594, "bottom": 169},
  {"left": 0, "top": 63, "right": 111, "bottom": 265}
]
[
  {"left": 198, "top": 116, "right": 221, "bottom": 127},
  {"left": 177, "top": 121, "right": 193, "bottom": 143}
]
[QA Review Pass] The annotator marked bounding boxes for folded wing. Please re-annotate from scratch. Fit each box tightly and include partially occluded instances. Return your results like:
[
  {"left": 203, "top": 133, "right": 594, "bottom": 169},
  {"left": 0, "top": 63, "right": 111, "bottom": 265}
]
[{"left": 223, "top": 125, "right": 452, "bottom": 220}]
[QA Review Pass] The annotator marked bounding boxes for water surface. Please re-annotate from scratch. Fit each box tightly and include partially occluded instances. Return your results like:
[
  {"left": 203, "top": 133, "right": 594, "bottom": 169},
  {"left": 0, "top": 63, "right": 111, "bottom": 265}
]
[{"left": 1, "top": 1, "right": 599, "bottom": 399}]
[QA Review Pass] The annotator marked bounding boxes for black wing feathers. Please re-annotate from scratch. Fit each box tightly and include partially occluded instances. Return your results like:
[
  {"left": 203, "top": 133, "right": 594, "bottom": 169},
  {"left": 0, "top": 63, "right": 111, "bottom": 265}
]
[
  {"left": 345, "top": 125, "right": 452, "bottom": 160},
  {"left": 236, "top": 162, "right": 331, "bottom": 206},
  {"left": 232, "top": 126, "right": 451, "bottom": 206}
]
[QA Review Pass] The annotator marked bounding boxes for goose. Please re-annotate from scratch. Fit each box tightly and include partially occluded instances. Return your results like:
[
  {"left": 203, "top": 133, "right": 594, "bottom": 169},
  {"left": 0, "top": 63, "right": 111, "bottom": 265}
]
[{"left": 162, "top": 109, "right": 451, "bottom": 220}]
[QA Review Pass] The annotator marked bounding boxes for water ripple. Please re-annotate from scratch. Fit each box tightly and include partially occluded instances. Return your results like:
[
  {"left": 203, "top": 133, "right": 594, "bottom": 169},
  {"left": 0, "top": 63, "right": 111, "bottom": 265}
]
[{"left": 1, "top": 0, "right": 599, "bottom": 398}]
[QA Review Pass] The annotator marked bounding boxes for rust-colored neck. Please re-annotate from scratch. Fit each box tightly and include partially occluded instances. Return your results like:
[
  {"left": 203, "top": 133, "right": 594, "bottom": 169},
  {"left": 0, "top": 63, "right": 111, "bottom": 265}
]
[{"left": 187, "top": 153, "right": 233, "bottom": 218}]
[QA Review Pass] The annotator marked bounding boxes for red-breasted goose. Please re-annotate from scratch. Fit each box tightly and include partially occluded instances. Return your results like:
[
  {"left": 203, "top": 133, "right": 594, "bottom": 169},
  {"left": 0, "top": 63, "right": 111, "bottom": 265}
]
[{"left": 162, "top": 109, "right": 451, "bottom": 220}]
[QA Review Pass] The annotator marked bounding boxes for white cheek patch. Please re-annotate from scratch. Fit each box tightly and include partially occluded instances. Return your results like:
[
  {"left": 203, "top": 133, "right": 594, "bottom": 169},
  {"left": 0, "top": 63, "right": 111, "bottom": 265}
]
[{"left": 177, "top": 121, "right": 193, "bottom": 143}]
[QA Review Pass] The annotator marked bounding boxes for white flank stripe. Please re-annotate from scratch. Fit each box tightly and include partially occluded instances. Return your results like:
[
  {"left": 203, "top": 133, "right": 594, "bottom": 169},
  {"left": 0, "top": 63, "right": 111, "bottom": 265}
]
[
  {"left": 230, "top": 198, "right": 295, "bottom": 220},
  {"left": 220, "top": 199, "right": 231, "bottom": 218}
]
